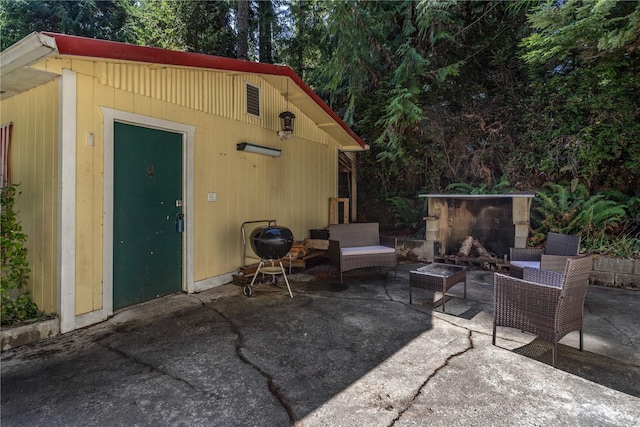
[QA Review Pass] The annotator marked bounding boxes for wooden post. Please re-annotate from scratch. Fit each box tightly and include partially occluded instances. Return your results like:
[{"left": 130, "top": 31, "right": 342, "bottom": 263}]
[
  {"left": 330, "top": 197, "right": 350, "bottom": 224},
  {"left": 350, "top": 155, "right": 357, "bottom": 222}
]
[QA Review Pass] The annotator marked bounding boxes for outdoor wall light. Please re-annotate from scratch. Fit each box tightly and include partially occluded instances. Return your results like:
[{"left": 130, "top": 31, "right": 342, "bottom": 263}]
[
  {"left": 236, "top": 142, "right": 281, "bottom": 157},
  {"left": 278, "top": 111, "right": 295, "bottom": 139}
]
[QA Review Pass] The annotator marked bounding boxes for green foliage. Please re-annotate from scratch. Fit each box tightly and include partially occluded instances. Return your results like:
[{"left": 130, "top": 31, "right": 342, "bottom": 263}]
[
  {"left": 123, "top": 0, "right": 237, "bottom": 56},
  {"left": 531, "top": 182, "right": 631, "bottom": 249},
  {"left": 521, "top": 0, "right": 640, "bottom": 65},
  {"left": 1, "top": 185, "right": 40, "bottom": 325},
  {"left": 582, "top": 234, "right": 640, "bottom": 259},
  {"left": 0, "top": 0, "right": 132, "bottom": 50},
  {"left": 386, "top": 196, "right": 428, "bottom": 237},
  {"left": 446, "top": 174, "right": 514, "bottom": 195},
  {"left": 518, "top": 0, "right": 640, "bottom": 193}
]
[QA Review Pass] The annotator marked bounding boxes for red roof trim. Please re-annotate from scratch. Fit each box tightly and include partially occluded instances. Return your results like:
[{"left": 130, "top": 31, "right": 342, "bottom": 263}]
[{"left": 42, "top": 32, "right": 365, "bottom": 148}]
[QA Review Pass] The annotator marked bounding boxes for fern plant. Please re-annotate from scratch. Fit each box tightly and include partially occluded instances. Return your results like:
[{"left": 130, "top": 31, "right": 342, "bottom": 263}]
[
  {"left": 386, "top": 196, "right": 428, "bottom": 237},
  {"left": 446, "top": 174, "right": 514, "bottom": 194},
  {"left": 531, "top": 182, "right": 632, "bottom": 254}
]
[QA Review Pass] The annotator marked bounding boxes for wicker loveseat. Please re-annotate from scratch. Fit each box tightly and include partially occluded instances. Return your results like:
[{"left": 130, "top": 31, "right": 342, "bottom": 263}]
[
  {"left": 328, "top": 223, "right": 397, "bottom": 283},
  {"left": 510, "top": 232, "right": 581, "bottom": 278},
  {"left": 493, "top": 254, "right": 593, "bottom": 367}
]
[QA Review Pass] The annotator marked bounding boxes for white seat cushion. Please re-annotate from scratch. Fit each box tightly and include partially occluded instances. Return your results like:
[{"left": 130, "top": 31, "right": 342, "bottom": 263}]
[
  {"left": 511, "top": 261, "right": 541, "bottom": 269},
  {"left": 341, "top": 245, "right": 396, "bottom": 256}
]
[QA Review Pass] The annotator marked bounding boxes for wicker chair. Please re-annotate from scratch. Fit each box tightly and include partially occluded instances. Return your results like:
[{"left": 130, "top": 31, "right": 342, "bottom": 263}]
[
  {"left": 328, "top": 223, "right": 397, "bottom": 283},
  {"left": 493, "top": 254, "right": 593, "bottom": 367},
  {"left": 510, "top": 232, "right": 581, "bottom": 278}
]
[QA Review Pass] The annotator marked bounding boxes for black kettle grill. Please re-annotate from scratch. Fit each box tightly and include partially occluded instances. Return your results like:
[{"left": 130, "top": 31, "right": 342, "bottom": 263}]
[
  {"left": 249, "top": 226, "right": 294, "bottom": 260},
  {"left": 241, "top": 222, "right": 295, "bottom": 298}
]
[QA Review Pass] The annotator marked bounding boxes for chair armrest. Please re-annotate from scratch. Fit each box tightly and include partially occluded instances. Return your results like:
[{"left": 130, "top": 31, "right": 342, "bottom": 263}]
[
  {"left": 495, "top": 272, "right": 563, "bottom": 292},
  {"left": 380, "top": 235, "right": 396, "bottom": 249},
  {"left": 540, "top": 254, "right": 574, "bottom": 273},
  {"left": 523, "top": 267, "right": 564, "bottom": 288},
  {"left": 510, "top": 247, "right": 543, "bottom": 262},
  {"left": 328, "top": 239, "right": 342, "bottom": 253},
  {"left": 494, "top": 273, "right": 562, "bottom": 312}
]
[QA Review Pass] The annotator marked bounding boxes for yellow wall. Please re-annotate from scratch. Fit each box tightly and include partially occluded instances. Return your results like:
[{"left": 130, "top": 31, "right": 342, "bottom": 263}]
[
  {"left": 33, "top": 57, "right": 341, "bottom": 315},
  {"left": 0, "top": 80, "right": 59, "bottom": 314}
]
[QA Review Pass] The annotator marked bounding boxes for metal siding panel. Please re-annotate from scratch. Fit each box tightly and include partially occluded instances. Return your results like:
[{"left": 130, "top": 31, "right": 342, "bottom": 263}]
[
  {"left": 91, "top": 85, "right": 104, "bottom": 311},
  {"left": 43, "top": 82, "right": 59, "bottom": 312},
  {"left": 96, "top": 61, "right": 107, "bottom": 86},
  {"left": 125, "top": 64, "right": 132, "bottom": 92},
  {"left": 114, "top": 87, "right": 134, "bottom": 113},
  {"left": 133, "top": 92, "right": 151, "bottom": 117},
  {"left": 0, "top": 80, "right": 59, "bottom": 314},
  {"left": 192, "top": 110, "right": 208, "bottom": 277},
  {"left": 32, "top": 86, "right": 45, "bottom": 308}
]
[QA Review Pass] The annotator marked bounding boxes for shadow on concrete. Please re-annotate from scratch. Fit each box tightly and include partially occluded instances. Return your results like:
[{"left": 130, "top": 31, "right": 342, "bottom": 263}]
[{"left": 513, "top": 338, "right": 640, "bottom": 398}]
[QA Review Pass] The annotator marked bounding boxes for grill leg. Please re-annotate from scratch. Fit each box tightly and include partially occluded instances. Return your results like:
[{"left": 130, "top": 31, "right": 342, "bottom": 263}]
[
  {"left": 278, "top": 261, "right": 293, "bottom": 298},
  {"left": 245, "top": 261, "right": 265, "bottom": 297}
]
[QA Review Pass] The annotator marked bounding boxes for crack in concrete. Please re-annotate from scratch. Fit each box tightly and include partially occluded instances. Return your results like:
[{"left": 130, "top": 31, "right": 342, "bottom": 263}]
[
  {"left": 94, "top": 340, "right": 215, "bottom": 398},
  {"left": 389, "top": 330, "right": 475, "bottom": 426},
  {"left": 196, "top": 298, "right": 298, "bottom": 424}
]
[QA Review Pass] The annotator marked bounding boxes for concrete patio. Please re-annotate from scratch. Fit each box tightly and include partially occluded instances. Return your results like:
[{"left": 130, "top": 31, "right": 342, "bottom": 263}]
[{"left": 2, "top": 264, "right": 639, "bottom": 426}]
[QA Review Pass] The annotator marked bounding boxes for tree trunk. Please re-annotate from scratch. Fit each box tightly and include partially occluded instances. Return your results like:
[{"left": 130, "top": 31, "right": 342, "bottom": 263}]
[
  {"left": 258, "top": 1, "right": 274, "bottom": 63},
  {"left": 237, "top": 0, "right": 249, "bottom": 60},
  {"left": 293, "top": 0, "right": 306, "bottom": 77}
]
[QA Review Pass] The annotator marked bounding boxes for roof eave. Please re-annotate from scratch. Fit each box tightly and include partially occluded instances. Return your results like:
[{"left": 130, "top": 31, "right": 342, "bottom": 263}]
[
  {"left": 0, "top": 32, "right": 60, "bottom": 100},
  {"left": 41, "top": 32, "right": 366, "bottom": 149}
]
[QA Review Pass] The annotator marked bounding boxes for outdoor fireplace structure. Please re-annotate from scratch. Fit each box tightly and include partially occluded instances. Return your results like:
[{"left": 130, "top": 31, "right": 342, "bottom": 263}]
[{"left": 419, "top": 193, "right": 535, "bottom": 262}]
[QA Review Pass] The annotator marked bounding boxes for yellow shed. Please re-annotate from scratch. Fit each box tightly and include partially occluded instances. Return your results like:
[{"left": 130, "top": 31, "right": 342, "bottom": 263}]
[{"left": 0, "top": 32, "right": 365, "bottom": 333}]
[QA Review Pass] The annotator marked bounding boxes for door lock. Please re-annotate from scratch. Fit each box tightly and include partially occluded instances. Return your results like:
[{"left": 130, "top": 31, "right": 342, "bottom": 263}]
[
  {"left": 176, "top": 199, "right": 183, "bottom": 207},
  {"left": 176, "top": 213, "right": 185, "bottom": 233}
]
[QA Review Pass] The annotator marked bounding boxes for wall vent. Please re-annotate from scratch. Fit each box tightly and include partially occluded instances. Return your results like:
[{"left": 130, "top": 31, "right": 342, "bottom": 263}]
[{"left": 246, "top": 83, "right": 261, "bottom": 117}]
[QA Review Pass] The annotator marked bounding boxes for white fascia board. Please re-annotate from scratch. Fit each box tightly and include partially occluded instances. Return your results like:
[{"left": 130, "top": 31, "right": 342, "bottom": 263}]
[{"left": 0, "top": 32, "right": 58, "bottom": 76}]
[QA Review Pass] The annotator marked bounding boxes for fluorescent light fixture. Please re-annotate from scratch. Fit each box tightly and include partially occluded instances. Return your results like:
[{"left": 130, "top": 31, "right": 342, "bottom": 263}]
[{"left": 236, "top": 142, "right": 281, "bottom": 157}]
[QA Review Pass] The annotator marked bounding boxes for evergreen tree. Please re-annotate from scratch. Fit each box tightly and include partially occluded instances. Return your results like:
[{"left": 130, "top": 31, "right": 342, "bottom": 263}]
[
  {"left": 520, "top": 0, "right": 640, "bottom": 194},
  {"left": 0, "top": 0, "right": 132, "bottom": 50}
]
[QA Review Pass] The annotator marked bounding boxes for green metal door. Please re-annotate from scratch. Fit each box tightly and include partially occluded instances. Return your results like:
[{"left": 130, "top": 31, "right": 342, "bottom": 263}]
[{"left": 113, "top": 122, "right": 183, "bottom": 310}]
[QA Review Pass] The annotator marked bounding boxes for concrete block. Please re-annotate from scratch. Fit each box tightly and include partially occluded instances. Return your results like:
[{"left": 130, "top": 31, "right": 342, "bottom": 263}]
[
  {"left": 514, "top": 224, "right": 529, "bottom": 238},
  {"left": 512, "top": 198, "right": 531, "bottom": 223},
  {"left": 425, "top": 231, "right": 438, "bottom": 242},
  {"left": 615, "top": 273, "right": 640, "bottom": 289},
  {"left": 513, "top": 236, "right": 527, "bottom": 249},
  {"left": 425, "top": 217, "right": 440, "bottom": 232},
  {"left": 594, "top": 256, "right": 634, "bottom": 274},
  {"left": 634, "top": 259, "right": 640, "bottom": 275},
  {"left": 1, "top": 317, "right": 60, "bottom": 351},
  {"left": 589, "top": 271, "right": 615, "bottom": 287},
  {"left": 396, "top": 239, "right": 434, "bottom": 262}
]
